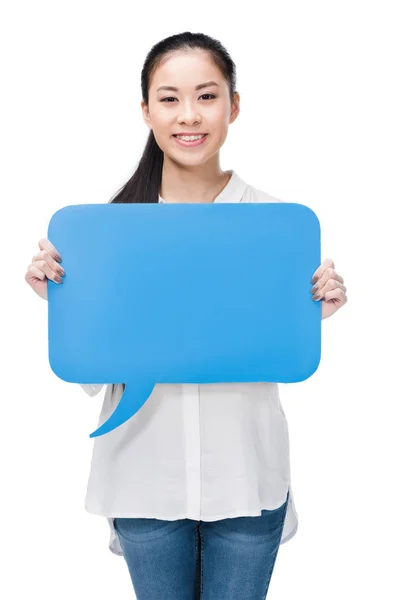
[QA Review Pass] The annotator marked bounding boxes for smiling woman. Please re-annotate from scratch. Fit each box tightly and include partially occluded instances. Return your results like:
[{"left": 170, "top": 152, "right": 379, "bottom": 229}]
[
  {"left": 78, "top": 30, "right": 297, "bottom": 600},
  {"left": 23, "top": 29, "right": 347, "bottom": 600},
  {"left": 107, "top": 33, "right": 240, "bottom": 208}
]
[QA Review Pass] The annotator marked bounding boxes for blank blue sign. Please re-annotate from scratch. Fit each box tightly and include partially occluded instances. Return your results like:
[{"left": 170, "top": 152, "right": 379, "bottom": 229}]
[{"left": 47, "top": 202, "right": 321, "bottom": 438}]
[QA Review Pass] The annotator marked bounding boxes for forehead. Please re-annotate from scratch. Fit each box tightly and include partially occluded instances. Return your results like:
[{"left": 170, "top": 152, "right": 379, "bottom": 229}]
[{"left": 150, "top": 51, "right": 222, "bottom": 90}]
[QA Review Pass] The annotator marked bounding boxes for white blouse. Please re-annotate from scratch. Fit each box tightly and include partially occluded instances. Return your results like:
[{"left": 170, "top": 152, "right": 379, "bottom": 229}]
[{"left": 81, "top": 170, "right": 299, "bottom": 557}]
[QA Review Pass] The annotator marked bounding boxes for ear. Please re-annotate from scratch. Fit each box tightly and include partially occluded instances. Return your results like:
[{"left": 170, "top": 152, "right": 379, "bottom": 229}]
[
  {"left": 229, "top": 91, "right": 240, "bottom": 125},
  {"left": 141, "top": 100, "right": 152, "bottom": 130}
]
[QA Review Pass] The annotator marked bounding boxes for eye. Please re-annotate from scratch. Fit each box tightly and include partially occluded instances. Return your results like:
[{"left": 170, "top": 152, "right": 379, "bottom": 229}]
[{"left": 160, "top": 94, "right": 217, "bottom": 103}]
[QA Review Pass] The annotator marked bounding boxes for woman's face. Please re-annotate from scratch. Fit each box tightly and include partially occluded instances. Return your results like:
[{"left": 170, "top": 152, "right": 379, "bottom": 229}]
[{"left": 142, "top": 50, "right": 240, "bottom": 167}]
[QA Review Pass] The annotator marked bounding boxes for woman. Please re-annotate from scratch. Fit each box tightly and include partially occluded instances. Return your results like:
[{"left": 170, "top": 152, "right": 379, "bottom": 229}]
[{"left": 25, "top": 31, "right": 347, "bottom": 600}]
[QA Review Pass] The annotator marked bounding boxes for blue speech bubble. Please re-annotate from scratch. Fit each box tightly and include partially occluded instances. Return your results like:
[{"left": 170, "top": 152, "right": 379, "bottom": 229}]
[{"left": 47, "top": 202, "right": 321, "bottom": 438}]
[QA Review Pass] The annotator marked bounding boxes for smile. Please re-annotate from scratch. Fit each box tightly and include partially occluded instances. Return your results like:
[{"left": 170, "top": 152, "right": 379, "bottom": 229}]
[{"left": 173, "top": 134, "right": 208, "bottom": 147}]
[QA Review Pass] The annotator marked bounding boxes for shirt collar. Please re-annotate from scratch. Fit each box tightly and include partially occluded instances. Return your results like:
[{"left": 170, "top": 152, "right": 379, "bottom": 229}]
[{"left": 158, "top": 170, "right": 248, "bottom": 204}]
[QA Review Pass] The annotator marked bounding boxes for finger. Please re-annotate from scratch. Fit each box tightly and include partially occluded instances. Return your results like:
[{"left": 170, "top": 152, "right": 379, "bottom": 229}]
[
  {"left": 26, "top": 265, "right": 47, "bottom": 281},
  {"left": 38, "top": 238, "right": 62, "bottom": 263},
  {"left": 34, "top": 259, "right": 64, "bottom": 283},
  {"left": 33, "top": 249, "right": 65, "bottom": 277},
  {"left": 316, "top": 280, "right": 346, "bottom": 298},
  {"left": 323, "top": 288, "right": 348, "bottom": 303},
  {"left": 311, "top": 267, "right": 344, "bottom": 292},
  {"left": 311, "top": 258, "right": 335, "bottom": 284},
  {"left": 316, "top": 271, "right": 345, "bottom": 292}
]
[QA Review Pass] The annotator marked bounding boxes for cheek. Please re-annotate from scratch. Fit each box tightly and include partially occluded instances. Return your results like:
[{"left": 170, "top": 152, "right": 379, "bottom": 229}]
[
  {"left": 152, "top": 115, "right": 170, "bottom": 133},
  {"left": 150, "top": 116, "right": 173, "bottom": 147},
  {"left": 210, "top": 108, "right": 231, "bottom": 135},
  {"left": 211, "top": 122, "right": 229, "bottom": 144},
  {"left": 149, "top": 105, "right": 170, "bottom": 129}
]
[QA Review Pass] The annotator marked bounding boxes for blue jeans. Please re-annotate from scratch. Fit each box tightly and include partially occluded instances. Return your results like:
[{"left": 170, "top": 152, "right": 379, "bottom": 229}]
[{"left": 114, "top": 488, "right": 289, "bottom": 599}]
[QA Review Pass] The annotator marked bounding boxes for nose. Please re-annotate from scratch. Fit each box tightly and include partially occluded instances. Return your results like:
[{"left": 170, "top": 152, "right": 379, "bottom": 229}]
[{"left": 177, "top": 101, "right": 201, "bottom": 125}]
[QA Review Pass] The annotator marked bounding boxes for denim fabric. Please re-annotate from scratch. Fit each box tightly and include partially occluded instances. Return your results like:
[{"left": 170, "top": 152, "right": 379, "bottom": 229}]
[{"left": 114, "top": 488, "right": 289, "bottom": 599}]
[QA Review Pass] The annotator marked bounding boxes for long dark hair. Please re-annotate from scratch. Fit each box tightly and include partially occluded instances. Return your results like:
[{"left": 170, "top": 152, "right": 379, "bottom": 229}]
[{"left": 110, "top": 31, "right": 237, "bottom": 395}]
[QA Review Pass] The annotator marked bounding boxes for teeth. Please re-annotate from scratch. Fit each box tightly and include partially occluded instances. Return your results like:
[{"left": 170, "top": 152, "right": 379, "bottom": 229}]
[{"left": 175, "top": 134, "right": 206, "bottom": 141}]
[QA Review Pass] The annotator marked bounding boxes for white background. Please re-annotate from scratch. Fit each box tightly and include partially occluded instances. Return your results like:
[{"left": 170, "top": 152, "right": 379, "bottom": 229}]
[{"left": 1, "top": 1, "right": 399, "bottom": 598}]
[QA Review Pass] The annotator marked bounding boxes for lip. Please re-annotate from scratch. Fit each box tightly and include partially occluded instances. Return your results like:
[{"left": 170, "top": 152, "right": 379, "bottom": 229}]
[{"left": 173, "top": 133, "right": 208, "bottom": 148}]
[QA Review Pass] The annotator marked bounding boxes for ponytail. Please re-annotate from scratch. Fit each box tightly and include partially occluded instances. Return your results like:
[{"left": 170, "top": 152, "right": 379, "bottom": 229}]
[{"left": 109, "top": 130, "right": 163, "bottom": 205}]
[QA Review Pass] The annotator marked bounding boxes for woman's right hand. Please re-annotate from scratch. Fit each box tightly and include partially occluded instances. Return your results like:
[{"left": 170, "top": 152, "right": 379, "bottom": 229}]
[{"left": 25, "top": 238, "right": 65, "bottom": 301}]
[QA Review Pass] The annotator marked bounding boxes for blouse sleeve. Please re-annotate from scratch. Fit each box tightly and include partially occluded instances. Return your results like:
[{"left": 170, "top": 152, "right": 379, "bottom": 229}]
[{"left": 80, "top": 384, "right": 104, "bottom": 397}]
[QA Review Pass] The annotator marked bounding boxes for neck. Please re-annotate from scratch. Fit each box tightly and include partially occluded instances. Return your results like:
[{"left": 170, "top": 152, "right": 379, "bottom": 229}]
[{"left": 159, "top": 159, "right": 231, "bottom": 204}]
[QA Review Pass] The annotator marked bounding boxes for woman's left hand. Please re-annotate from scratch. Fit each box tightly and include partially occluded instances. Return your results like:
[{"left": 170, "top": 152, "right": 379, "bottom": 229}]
[{"left": 310, "top": 258, "right": 348, "bottom": 320}]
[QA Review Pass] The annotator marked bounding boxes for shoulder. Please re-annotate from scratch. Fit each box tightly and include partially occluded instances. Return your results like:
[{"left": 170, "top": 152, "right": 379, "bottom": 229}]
[{"left": 242, "top": 184, "right": 286, "bottom": 204}]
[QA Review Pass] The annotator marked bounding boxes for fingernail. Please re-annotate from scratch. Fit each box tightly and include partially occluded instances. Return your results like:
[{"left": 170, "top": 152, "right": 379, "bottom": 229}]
[
  {"left": 56, "top": 255, "right": 62, "bottom": 262},
  {"left": 311, "top": 285, "right": 318, "bottom": 294},
  {"left": 56, "top": 275, "right": 62, "bottom": 283},
  {"left": 311, "top": 275, "right": 318, "bottom": 284}
]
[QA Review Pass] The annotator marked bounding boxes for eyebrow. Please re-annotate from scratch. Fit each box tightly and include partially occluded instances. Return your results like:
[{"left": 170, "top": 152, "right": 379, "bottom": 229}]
[{"left": 156, "top": 81, "right": 219, "bottom": 92}]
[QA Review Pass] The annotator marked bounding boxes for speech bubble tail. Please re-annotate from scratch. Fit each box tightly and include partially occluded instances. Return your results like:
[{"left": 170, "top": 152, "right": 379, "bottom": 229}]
[{"left": 89, "top": 379, "right": 155, "bottom": 438}]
